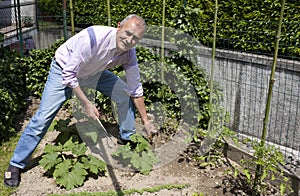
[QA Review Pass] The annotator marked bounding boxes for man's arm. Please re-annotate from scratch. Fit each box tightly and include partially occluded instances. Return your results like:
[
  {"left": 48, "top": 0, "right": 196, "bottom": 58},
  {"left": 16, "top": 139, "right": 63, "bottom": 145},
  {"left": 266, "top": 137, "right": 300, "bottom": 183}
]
[
  {"left": 131, "top": 96, "right": 158, "bottom": 139},
  {"left": 73, "top": 86, "right": 99, "bottom": 120}
]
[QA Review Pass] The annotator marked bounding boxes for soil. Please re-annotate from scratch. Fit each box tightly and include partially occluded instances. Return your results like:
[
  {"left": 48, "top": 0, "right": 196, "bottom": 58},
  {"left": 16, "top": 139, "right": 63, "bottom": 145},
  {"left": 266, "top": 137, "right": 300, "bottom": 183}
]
[{"left": 6, "top": 99, "right": 254, "bottom": 196}]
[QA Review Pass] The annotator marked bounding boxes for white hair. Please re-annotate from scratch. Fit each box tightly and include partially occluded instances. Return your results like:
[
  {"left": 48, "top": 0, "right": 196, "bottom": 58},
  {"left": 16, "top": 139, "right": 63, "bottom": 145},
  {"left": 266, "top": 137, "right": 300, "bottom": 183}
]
[{"left": 120, "top": 14, "right": 147, "bottom": 28}]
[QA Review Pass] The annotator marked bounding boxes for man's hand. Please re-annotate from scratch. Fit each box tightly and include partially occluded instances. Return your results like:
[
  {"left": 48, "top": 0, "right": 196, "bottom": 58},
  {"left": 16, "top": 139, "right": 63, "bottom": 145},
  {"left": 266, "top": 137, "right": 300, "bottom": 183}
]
[
  {"left": 84, "top": 102, "right": 99, "bottom": 120},
  {"left": 144, "top": 121, "right": 158, "bottom": 140}
]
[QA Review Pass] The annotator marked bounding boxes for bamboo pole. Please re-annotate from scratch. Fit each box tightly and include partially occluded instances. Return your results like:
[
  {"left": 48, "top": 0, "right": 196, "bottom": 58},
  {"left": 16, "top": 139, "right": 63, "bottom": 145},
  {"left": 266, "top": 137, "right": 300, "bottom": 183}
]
[
  {"left": 107, "top": 0, "right": 111, "bottom": 26},
  {"left": 70, "top": 0, "right": 75, "bottom": 36},
  {"left": 161, "top": 0, "right": 165, "bottom": 83},
  {"left": 62, "top": 0, "right": 68, "bottom": 39},
  {"left": 253, "top": 0, "right": 286, "bottom": 192},
  {"left": 208, "top": 0, "right": 218, "bottom": 131}
]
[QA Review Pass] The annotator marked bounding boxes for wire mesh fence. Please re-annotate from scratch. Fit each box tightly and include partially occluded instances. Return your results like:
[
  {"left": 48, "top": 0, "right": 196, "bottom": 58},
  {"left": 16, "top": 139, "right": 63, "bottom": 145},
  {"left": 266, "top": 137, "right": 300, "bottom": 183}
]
[
  {"left": 1, "top": 0, "right": 300, "bottom": 172},
  {"left": 215, "top": 19, "right": 300, "bottom": 166},
  {"left": 0, "top": 0, "right": 37, "bottom": 52}
]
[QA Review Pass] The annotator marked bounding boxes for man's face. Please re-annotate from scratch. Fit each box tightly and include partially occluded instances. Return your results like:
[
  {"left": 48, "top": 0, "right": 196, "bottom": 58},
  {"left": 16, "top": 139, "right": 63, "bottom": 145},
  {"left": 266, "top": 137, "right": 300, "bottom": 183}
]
[{"left": 116, "top": 18, "right": 146, "bottom": 52}]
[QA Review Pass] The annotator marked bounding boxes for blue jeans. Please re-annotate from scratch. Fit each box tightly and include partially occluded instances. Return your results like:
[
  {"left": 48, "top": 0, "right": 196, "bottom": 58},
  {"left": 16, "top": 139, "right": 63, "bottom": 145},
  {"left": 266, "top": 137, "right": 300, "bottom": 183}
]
[{"left": 10, "top": 59, "right": 136, "bottom": 169}]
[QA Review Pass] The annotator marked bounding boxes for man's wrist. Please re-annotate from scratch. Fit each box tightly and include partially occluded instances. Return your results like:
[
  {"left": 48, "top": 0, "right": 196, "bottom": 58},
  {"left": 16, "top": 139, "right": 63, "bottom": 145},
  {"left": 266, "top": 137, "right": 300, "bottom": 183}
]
[{"left": 142, "top": 118, "right": 151, "bottom": 125}]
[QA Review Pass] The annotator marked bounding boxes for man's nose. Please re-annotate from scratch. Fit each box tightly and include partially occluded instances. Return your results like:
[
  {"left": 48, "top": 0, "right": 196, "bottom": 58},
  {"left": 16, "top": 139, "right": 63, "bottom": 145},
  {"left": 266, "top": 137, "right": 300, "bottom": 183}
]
[{"left": 126, "top": 36, "right": 134, "bottom": 44}]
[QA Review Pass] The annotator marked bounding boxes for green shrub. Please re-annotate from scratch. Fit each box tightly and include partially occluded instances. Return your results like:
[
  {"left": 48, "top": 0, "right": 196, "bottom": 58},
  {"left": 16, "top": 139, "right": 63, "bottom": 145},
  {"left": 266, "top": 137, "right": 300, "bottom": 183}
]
[
  {"left": 24, "top": 38, "right": 65, "bottom": 97},
  {"left": 0, "top": 39, "right": 65, "bottom": 143},
  {"left": 37, "top": 0, "right": 300, "bottom": 58},
  {"left": 0, "top": 48, "right": 27, "bottom": 143}
]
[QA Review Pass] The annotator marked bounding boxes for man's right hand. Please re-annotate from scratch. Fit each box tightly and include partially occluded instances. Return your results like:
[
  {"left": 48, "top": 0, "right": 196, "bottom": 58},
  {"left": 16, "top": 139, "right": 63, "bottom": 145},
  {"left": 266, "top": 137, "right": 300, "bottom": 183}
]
[{"left": 84, "top": 102, "right": 99, "bottom": 120}]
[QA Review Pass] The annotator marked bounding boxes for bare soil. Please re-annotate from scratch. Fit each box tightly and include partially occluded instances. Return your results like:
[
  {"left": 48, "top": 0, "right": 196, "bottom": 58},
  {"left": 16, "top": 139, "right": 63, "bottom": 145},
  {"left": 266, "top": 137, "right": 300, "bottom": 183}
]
[{"left": 6, "top": 99, "right": 251, "bottom": 196}]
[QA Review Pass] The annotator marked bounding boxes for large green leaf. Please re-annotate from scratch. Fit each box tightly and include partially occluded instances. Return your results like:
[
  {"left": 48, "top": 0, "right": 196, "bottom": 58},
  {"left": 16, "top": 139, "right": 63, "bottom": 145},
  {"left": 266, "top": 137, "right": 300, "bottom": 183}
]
[
  {"left": 84, "top": 155, "right": 106, "bottom": 175},
  {"left": 71, "top": 142, "right": 87, "bottom": 156},
  {"left": 39, "top": 151, "right": 62, "bottom": 171},
  {"left": 54, "top": 161, "right": 88, "bottom": 190},
  {"left": 113, "top": 133, "right": 160, "bottom": 175}
]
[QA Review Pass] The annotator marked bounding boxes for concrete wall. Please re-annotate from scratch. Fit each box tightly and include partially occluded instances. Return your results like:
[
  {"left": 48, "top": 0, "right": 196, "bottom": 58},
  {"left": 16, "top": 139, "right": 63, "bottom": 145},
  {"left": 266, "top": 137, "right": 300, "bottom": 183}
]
[{"left": 32, "top": 28, "right": 65, "bottom": 49}]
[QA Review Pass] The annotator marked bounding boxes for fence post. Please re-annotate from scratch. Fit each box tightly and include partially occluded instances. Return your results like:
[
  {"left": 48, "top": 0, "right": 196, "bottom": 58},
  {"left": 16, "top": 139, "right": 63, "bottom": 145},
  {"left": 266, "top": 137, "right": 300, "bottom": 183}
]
[
  {"left": 16, "top": 0, "right": 24, "bottom": 56},
  {"left": 253, "top": 0, "right": 286, "bottom": 192}
]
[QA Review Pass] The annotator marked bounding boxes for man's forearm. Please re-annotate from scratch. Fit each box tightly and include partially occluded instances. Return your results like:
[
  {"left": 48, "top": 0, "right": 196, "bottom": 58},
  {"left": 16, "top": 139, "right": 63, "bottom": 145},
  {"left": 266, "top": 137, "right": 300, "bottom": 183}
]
[
  {"left": 72, "top": 86, "right": 90, "bottom": 106},
  {"left": 132, "top": 96, "right": 158, "bottom": 138},
  {"left": 72, "top": 86, "right": 99, "bottom": 119},
  {"left": 131, "top": 96, "right": 149, "bottom": 124}
]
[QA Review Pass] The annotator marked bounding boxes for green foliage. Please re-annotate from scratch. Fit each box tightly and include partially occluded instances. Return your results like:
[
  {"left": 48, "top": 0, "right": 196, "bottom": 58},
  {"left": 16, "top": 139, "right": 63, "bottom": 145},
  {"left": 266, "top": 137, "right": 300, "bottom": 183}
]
[
  {"left": 0, "top": 38, "right": 65, "bottom": 143},
  {"left": 0, "top": 48, "right": 27, "bottom": 143},
  {"left": 73, "top": 0, "right": 107, "bottom": 27},
  {"left": 0, "top": 89, "right": 16, "bottom": 140},
  {"left": 193, "top": 127, "right": 236, "bottom": 170},
  {"left": 252, "top": 141, "right": 291, "bottom": 195},
  {"left": 4, "top": 0, "right": 298, "bottom": 193},
  {"left": 113, "top": 133, "right": 159, "bottom": 175},
  {"left": 40, "top": 119, "right": 106, "bottom": 190},
  {"left": 217, "top": 0, "right": 300, "bottom": 57},
  {"left": 24, "top": 38, "right": 65, "bottom": 98},
  {"left": 38, "top": 0, "right": 300, "bottom": 58},
  {"left": 192, "top": 193, "right": 205, "bottom": 196},
  {"left": 0, "top": 33, "right": 4, "bottom": 43},
  {"left": 230, "top": 139, "right": 292, "bottom": 195},
  {"left": 37, "top": 0, "right": 62, "bottom": 17},
  {"left": 136, "top": 47, "right": 212, "bottom": 128},
  {"left": 53, "top": 119, "right": 80, "bottom": 144}
]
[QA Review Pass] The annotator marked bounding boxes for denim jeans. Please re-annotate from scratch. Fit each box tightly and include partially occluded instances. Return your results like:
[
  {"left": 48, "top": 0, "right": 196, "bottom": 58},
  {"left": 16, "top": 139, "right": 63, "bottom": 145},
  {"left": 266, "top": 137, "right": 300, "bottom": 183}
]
[{"left": 10, "top": 59, "right": 136, "bottom": 169}]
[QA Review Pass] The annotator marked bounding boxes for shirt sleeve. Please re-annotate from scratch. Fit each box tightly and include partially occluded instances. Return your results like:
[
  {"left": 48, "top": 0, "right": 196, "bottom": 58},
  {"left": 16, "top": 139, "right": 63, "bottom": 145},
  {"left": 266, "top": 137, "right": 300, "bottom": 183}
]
[{"left": 123, "top": 49, "right": 144, "bottom": 97}]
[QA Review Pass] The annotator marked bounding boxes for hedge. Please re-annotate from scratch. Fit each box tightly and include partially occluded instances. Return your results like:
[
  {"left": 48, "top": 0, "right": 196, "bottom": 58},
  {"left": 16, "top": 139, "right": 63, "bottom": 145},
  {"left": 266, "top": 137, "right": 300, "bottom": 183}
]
[
  {"left": 0, "top": 48, "right": 26, "bottom": 143},
  {"left": 37, "top": 0, "right": 300, "bottom": 58}
]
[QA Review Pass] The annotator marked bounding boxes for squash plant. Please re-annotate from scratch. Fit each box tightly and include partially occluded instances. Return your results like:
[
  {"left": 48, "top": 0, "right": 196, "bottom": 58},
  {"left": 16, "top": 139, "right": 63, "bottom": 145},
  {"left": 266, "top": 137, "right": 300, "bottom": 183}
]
[
  {"left": 113, "top": 133, "right": 160, "bottom": 175},
  {"left": 39, "top": 119, "right": 106, "bottom": 190}
]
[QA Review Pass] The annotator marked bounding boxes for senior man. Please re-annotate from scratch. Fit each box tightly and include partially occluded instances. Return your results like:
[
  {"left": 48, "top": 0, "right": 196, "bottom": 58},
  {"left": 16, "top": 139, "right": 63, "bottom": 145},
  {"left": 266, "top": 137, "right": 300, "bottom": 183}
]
[{"left": 4, "top": 14, "right": 157, "bottom": 187}]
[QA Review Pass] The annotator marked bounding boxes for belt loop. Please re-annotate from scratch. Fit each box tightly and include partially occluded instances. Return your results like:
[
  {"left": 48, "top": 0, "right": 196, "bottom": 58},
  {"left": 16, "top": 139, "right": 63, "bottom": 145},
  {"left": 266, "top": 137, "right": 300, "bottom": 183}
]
[{"left": 52, "top": 57, "right": 63, "bottom": 70}]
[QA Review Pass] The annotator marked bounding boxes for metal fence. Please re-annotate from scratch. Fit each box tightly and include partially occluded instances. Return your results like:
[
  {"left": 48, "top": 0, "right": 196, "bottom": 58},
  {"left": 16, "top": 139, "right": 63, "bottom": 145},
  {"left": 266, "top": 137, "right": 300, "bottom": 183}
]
[
  {"left": 0, "top": 0, "right": 38, "bottom": 53},
  {"left": 1, "top": 0, "right": 300, "bottom": 173}
]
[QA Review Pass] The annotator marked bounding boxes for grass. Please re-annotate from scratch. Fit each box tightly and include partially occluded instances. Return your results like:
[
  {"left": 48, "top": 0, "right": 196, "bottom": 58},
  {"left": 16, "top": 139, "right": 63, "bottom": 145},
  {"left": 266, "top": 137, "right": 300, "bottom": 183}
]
[
  {"left": 49, "top": 183, "right": 190, "bottom": 196},
  {"left": 0, "top": 134, "right": 21, "bottom": 196}
]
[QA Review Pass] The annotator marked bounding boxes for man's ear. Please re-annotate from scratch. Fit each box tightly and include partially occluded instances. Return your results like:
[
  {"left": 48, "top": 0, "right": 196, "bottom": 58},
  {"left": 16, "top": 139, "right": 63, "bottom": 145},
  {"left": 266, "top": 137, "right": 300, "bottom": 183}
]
[{"left": 117, "top": 22, "right": 121, "bottom": 28}]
